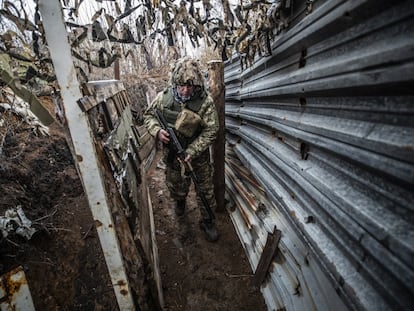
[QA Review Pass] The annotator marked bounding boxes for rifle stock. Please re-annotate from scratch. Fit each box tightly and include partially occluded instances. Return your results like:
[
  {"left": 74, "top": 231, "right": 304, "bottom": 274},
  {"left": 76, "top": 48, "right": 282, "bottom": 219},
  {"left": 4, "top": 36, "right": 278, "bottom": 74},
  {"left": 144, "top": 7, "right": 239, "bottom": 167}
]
[{"left": 154, "top": 109, "right": 215, "bottom": 221}]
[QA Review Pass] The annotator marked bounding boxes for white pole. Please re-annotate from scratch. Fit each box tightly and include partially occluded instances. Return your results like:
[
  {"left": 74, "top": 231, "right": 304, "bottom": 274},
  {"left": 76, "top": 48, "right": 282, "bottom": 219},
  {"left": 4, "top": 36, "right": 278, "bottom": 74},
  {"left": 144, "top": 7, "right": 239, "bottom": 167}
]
[{"left": 38, "top": 1, "right": 135, "bottom": 310}]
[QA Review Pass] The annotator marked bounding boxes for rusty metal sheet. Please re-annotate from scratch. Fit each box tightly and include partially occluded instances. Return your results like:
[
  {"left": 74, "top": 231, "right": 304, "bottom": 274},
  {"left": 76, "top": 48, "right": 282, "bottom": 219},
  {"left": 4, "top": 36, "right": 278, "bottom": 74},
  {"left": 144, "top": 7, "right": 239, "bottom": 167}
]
[{"left": 0, "top": 266, "right": 35, "bottom": 311}]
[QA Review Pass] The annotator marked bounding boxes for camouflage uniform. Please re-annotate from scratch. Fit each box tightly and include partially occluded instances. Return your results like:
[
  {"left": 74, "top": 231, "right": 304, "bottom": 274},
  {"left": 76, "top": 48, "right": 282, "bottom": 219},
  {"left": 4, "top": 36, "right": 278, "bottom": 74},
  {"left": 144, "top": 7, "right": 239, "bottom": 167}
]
[{"left": 143, "top": 57, "right": 219, "bottom": 224}]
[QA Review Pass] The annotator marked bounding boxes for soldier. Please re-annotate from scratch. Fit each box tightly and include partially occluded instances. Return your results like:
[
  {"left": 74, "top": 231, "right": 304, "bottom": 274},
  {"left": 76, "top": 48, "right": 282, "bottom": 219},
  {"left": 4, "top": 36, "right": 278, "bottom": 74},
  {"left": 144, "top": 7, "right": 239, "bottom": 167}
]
[{"left": 143, "top": 57, "right": 219, "bottom": 242}]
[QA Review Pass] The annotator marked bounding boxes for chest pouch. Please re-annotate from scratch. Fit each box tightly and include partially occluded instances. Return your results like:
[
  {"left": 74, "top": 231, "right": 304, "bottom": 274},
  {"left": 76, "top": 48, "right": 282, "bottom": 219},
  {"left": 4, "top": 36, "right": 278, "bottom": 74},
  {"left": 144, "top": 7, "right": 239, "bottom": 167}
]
[{"left": 175, "top": 108, "right": 203, "bottom": 138}]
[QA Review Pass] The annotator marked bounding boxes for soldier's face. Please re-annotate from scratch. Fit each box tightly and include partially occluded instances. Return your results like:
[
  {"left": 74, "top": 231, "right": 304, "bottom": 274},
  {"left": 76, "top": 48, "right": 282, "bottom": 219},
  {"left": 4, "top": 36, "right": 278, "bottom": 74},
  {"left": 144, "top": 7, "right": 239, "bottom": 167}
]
[{"left": 177, "top": 84, "right": 194, "bottom": 99}]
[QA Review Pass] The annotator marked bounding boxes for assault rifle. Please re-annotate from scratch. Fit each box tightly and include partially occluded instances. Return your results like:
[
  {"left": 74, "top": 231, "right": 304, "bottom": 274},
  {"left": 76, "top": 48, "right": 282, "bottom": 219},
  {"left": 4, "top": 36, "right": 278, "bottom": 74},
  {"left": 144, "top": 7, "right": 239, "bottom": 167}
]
[{"left": 154, "top": 109, "right": 215, "bottom": 221}]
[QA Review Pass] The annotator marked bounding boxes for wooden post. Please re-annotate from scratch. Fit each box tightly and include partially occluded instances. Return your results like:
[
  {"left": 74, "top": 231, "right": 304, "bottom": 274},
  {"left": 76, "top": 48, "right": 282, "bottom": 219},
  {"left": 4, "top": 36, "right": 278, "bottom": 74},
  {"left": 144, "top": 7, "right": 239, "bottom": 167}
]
[
  {"left": 114, "top": 58, "right": 120, "bottom": 80},
  {"left": 208, "top": 60, "right": 225, "bottom": 212}
]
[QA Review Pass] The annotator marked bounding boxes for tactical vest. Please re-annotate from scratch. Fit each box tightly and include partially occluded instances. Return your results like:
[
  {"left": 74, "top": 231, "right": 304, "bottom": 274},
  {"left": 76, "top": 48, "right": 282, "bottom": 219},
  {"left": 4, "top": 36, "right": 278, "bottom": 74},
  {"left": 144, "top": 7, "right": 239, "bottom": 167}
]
[{"left": 160, "top": 87, "right": 206, "bottom": 127}]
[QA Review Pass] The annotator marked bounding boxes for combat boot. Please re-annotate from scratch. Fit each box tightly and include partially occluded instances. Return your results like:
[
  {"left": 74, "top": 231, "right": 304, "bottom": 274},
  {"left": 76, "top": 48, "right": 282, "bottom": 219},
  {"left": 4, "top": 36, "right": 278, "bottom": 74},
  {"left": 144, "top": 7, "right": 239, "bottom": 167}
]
[
  {"left": 200, "top": 220, "right": 219, "bottom": 242},
  {"left": 175, "top": 199, "right": 186, "bottom": 216}
]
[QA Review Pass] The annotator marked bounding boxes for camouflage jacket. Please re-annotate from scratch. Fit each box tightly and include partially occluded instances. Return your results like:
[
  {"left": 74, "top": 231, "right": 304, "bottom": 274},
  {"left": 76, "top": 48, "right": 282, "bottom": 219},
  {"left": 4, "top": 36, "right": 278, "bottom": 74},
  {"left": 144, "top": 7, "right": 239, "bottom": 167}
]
[{"left": 143, "top": 86, "right": 219, "bottom": 159}]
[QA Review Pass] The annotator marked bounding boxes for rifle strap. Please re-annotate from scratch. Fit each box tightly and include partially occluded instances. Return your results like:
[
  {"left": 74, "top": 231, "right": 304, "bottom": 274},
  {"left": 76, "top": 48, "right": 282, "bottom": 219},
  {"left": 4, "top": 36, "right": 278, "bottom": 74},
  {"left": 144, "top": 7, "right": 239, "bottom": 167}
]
[{"left": 180, "top": 161, "right": 186, "bottom": 178}]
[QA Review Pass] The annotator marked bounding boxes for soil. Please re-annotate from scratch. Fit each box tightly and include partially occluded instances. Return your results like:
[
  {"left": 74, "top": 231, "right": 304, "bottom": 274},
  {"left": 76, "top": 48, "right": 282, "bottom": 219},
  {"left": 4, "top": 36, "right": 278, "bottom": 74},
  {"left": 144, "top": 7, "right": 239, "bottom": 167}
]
[
  {"left": 0, "top": 100, "right": 266, "bottom": 310},
  {"left": 0, "top": 106, "right": 118, "bottom": 310}
]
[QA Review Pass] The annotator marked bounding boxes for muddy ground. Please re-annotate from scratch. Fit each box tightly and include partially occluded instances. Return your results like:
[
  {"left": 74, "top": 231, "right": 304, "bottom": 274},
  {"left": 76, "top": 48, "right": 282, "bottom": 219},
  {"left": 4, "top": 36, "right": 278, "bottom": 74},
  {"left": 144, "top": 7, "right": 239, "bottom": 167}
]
[
  {"left": 147, "top": 153, "right": 266, "bottom": 310},
  {"left": 0, "top": 103, "right": 266, "bottom": 310}
]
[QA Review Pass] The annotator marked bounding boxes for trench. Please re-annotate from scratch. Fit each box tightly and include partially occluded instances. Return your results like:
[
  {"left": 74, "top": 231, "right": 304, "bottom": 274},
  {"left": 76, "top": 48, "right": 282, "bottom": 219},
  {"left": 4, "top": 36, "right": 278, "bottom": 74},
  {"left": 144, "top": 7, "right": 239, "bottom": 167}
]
[{"left": 146, "top": 151, "right": 267, "bottom": 311}]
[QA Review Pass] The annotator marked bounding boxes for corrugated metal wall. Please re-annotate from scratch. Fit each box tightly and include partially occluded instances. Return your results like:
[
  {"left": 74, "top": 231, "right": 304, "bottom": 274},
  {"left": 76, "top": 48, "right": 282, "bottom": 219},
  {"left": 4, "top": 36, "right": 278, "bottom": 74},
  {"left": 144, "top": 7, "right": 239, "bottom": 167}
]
[{"left": 224, "top": 0, "right": 414, "bottom": 310}]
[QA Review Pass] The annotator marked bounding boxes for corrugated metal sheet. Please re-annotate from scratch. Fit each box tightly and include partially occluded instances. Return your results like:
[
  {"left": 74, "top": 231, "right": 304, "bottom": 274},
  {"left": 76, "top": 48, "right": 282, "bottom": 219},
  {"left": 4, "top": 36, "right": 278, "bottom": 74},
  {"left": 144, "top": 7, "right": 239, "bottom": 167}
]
[{"left": 224, "top": 0, "right": 414, "bottom": 310}]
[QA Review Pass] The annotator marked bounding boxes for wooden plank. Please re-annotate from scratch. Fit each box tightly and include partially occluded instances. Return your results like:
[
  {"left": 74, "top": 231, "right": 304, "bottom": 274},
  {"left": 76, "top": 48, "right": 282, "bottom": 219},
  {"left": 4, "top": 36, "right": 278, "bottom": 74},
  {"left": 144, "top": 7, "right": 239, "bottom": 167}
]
[
  {"left": 253, "top": 226, "right": 282, "bottom": 287},
  {"left": 139, "top": 136, "right": 156, "bottom": 162},
  {"left": 105, "top": 98, "right": 121, "bottom": 127},
  {"left": 77, "top": 96, "right": 99, "bottom": 112},
  {"left": 146, "top": 186, "right": 165, "bottom": 308},
  {"left": 91, "top": 80, "right": 126, "bottom": 103}
]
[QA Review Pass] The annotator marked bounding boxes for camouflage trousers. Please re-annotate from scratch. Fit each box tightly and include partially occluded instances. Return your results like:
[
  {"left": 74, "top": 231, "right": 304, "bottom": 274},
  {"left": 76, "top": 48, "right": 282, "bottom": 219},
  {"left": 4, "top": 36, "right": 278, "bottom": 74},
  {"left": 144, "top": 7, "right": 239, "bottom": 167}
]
[{"left": 164, "top": 148, "right": 217, "bottom": 221}]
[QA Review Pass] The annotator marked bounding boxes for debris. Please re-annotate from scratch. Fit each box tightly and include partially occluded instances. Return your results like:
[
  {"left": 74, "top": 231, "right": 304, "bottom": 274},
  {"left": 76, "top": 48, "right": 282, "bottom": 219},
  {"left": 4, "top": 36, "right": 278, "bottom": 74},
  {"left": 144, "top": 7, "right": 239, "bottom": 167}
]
[
  {"left": 0, "top": 205, "right": 37, "bottom": 240},
  {"left": 0, "top": 87, "right": 49, "bottom": 136}
]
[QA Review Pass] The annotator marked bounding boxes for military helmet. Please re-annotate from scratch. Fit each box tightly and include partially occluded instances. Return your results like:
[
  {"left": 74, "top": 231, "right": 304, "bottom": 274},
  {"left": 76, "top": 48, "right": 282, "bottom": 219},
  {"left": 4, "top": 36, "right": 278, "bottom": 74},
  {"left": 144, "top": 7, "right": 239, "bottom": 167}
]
[{"left": 170, "top": 57, "right": 204, "bottom": 87}]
